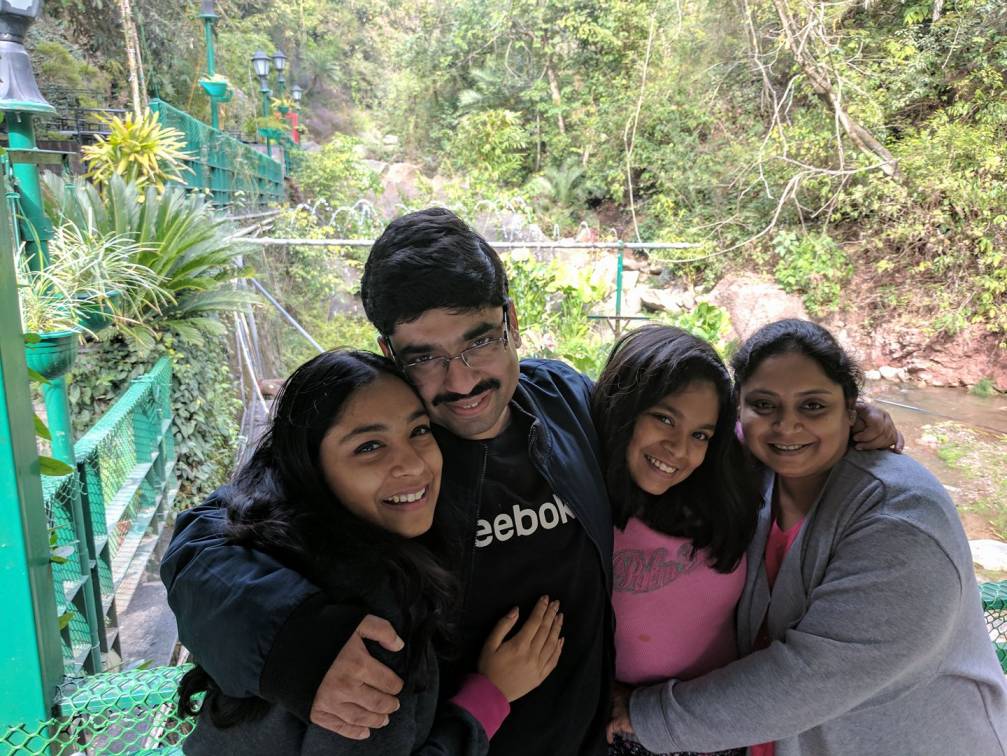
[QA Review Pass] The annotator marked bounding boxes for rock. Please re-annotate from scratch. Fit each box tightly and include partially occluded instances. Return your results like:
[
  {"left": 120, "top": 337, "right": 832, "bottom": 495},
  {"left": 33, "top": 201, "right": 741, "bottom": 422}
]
[
  {"left": 327, "top": 289, "right": 365, "bottom": 319},
  {"left": 258, "top": 378, "right": 285, "bottom": 398},
  {"left": 878, "top": 365, "right": 901, "bottom": 381},
  {"left": 361, "top": 159, "right": 388, "bottom": 176},
  {"left": 372, "top": 162, "right": 425, "bottom": 218},
  {"left": 865, "top": 369, "right": 882, "bottom": 381},
  {"left": 638, "top": 286, "right": 692, "bottom": 314},
  {"left": 706, "top": 274, "right": 808, "bottom": 342},
  {"left": 856, "top": 325, "right": 1007, "bottom": 392},
  {"left": 970, "top": 539, "right": 1007, "bottom": 572},
  {"left": 599, "top": 269, "right": 641, "bottom": 318},
  {"left": 474, "top": 212, "right": 548, "bottom": 247}
]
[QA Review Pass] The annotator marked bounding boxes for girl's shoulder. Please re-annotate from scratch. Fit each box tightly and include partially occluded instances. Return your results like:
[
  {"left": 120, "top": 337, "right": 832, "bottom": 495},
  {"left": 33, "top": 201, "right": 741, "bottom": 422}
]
[
  {"left": 830, "top": 450, "right": 969, "bottom": 562},
  {"left": 838, "top": 450, "right": 948, "bottom": 507}
]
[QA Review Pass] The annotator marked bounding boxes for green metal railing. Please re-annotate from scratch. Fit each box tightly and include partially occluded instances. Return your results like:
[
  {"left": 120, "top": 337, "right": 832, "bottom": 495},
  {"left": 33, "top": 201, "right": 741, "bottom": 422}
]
[
  {"left": 43, "top": 357, "right": 178, "bottom": 678},
  {"left": 149, "top": 99, "right": 284, "bottom": 208}
]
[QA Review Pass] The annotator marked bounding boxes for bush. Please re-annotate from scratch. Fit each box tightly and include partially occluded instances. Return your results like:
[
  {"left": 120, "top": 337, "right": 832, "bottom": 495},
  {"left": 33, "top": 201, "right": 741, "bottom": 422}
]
[
  {"left": 450, "top": 109, "right": 530, "bottom": 187},
  {"left": 657, "top": 302, "right": 736, "bottom": 359},
  {"left": 293, "top": 133, "right": 381, "bottom": 206},
  {"left": 773, "top": 231, "right": 852, "bottom": 316},
  {"left": 81, "top": 112, "right": 192, "bottom": 194},
  {"left": 68, "top": 331, "right": 242, "bottom": 507},
  {"left": 42, "top": 174, "right": 259, "bottom": 344},
  {"left": 503, "top": 250, "right": 611, "bottom": 377},
  {"left": 30, "top": 40, "right": 111, "bottom": 107}
]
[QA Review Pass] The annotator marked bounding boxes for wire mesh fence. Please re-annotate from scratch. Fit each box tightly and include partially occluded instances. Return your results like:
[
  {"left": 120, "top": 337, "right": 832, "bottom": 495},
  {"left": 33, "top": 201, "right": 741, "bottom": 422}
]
[
  {"left": 40, "top": 358, "right": 178, "bottom": 680},
  {"left": 1, "top": 666, "right": 196, "bottom": 755},
  {"left": 982, "top": 580, "right": 1007, "bottom": 673}
]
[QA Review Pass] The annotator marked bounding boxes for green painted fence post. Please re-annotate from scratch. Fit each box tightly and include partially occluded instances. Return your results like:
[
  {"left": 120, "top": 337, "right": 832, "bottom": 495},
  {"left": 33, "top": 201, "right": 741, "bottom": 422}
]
[
  {"left": 0, "top": 176, "right": 63, "bottom": 732},
  {"left": 615, "top": 240, "right": 624, "bottom": 337}
]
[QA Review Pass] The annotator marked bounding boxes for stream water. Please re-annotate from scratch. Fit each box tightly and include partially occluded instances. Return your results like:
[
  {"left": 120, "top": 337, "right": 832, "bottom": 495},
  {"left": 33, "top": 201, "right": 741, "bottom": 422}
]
[{"left": 864, "top": 381, "right": 1007, "bottom": 542}]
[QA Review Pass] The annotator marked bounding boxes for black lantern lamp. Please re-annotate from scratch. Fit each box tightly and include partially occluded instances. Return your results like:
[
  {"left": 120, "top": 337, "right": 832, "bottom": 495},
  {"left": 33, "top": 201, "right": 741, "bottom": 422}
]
[
  {"left": 272, "top": 50, "right": 287, "bottom": 99},
  {"left": 291, "top": 85, "right": 303, "bottom": 106},
  {"left": 199, "top": 0, "right": 218, "bottom": 20},
  {"left": 0, "top": 0, "right": 54, "bottom": 114},
  {"left": 251, "top": 50, "right": 272, "bottom": 90}
]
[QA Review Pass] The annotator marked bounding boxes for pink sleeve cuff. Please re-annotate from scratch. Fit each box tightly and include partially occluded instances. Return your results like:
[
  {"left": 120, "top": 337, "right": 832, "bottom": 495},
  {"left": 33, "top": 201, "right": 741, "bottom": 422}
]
[{"left": 449, "top": 673, "right": 511, "bottom": 739}]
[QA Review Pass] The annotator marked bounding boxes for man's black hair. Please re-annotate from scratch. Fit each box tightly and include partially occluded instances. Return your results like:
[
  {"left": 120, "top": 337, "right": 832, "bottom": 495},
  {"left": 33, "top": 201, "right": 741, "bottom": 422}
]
[{"left": 361, "top": 207, "right": 509, "bottom": 336}]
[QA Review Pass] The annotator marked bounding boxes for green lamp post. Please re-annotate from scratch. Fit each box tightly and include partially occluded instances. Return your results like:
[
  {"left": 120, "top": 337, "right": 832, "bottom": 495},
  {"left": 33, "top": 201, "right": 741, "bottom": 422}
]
[
  {"left": 272, "top": 51, "right": 291, "bottom": 171},
  {"left": 199, "top": 0, "right": 222, "bottom": 130},
  {"left": 1, "top": 2, "right": 101, "bottom": 732},
  {"left": 251, "top": 50, "right": 273, "bottom": 158},
  {"left": 272, "top": 49, "right": 287, "bottom": 102},
  {"left": 0, "top": 0, "right": 56, "bottom": 273}
]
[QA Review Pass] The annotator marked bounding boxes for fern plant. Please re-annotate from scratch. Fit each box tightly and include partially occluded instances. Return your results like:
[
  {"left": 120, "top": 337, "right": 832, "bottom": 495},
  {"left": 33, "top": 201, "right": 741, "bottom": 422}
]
[
  {"left": 42, "top": 174, "right": 258, "bottom": 344},
  {"left": 81, "top": 111, "right": 192, "bottom": 194}
]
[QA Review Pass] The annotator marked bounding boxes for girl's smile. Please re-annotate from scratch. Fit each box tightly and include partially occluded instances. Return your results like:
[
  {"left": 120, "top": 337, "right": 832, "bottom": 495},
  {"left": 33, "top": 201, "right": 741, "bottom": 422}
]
[
  {"left": 626, "top": 381, "right": 719, "bottom": 496},
  {"left": 319, "top": 374, "right": 443, "bottom": 537}
]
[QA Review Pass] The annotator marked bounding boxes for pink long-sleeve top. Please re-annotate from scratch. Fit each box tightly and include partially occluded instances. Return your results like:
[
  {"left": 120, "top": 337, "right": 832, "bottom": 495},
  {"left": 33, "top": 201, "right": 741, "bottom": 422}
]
[{"left": 612, "top": 517, "right": 747, "bottom": 684}]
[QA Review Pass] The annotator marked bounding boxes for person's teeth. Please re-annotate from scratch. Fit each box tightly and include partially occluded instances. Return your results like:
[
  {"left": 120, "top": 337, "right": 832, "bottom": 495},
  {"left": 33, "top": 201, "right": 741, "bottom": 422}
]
[
  {"left": 772, "top": 443, "right": 805, "bottom": 451},
  {"left": 646, "top": 455, "right": 677, "bottom": 474},
  {"left": 388, "top": 487, "right": 426, "bottom": 504}
]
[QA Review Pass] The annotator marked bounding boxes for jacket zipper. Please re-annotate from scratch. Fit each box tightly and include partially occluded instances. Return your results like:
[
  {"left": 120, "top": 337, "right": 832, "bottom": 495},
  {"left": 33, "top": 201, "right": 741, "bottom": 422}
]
[{"left": 457, "top": 443, "right": 489, "bottom": 626}]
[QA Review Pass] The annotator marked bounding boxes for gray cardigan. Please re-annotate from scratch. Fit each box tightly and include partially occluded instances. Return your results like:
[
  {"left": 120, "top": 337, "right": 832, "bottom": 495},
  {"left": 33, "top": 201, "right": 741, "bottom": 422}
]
[{"left": 630, "top": 449, "right": 1007, "bottom": 755}]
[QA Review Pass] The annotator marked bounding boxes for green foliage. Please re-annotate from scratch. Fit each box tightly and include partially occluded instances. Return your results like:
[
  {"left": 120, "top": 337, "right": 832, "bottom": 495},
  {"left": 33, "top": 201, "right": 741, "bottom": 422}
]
[
  {"left": 503, "top": 250, "right": 611, "bottom": 377},
  {"left": 450, "top": 109, "right": 530, "bottom": 186},
  {"left": 970, "top": 378, "right": 997, "bottom": 398},
  {"left": 292, "top": 134, "right": 381, "bottom": 206},
  {"left": 35, "top": 0, "right": 1007, "bottom": 340},
  {"left": 67, "top": 331, "right": 242, "bottom": 506},
  {"left": 81, "top": 112, "right": 192, "bottom": 194},
  {"left": 657, "top": 302, "right": 735, "bottom": 359},
  {"left": 30, "top": 39, "right": 111, "bottom": 106},
  {"left": 42, "top": 174, "right": 258, "bottom": 343},
  {"left": 773, "top": 231, "right": 852, "bottom": 316}
]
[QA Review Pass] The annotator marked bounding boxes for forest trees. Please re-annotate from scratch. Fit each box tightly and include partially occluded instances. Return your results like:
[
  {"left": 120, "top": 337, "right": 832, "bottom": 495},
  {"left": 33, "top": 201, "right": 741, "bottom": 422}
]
[{"left": 29, "top": 0, "right": 1007, "bottom": 334}]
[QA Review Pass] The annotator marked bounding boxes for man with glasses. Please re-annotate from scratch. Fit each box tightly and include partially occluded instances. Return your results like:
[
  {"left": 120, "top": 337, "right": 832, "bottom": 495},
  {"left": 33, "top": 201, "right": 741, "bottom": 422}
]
[{"left": 163, "top": 208, "right": 614, "bottom": 754}]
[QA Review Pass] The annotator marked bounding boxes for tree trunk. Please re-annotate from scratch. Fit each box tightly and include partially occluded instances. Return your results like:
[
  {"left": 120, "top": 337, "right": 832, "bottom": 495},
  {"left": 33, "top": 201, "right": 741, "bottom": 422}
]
[
  {"left": 131, "top": 18, "right": 147, "bottom": 109},
  {"left": 770, "top": 0, "right": 899, "bottom": 178},
  {"left": 119, "top": 0, "right": 144, "bottom": 116},
  {"left": 932, "top": 0, "right": 944, "bottom": 22},
  {"left": 545, "top": 62, "right": 566, "bottom": 135}
]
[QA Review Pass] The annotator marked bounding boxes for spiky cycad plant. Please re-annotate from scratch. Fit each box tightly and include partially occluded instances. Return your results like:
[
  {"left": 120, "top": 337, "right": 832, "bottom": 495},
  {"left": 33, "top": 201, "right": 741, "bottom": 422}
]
[{"left": 42, "top": 174, "right": 258, "bottom": 346}]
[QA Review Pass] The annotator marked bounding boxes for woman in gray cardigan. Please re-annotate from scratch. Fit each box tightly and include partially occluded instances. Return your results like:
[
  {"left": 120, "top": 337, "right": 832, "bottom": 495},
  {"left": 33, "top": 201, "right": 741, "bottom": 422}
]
[{"left": 614, "top": 319, "right": 1007, "bottom": 756}]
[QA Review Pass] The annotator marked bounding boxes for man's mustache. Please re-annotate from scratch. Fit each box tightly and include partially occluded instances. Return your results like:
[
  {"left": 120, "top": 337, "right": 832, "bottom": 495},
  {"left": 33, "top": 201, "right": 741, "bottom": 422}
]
[{"left": 433, "top": 379, "right": 501, "bottom": 406}]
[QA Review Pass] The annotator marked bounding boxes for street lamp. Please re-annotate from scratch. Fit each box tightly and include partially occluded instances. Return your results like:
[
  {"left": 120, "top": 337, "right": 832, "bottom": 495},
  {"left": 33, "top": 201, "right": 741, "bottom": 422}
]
[
  {"left": 272, "top": 50, "right": 287, "bottom": 105},
  {"left": 251, "top": 50, "right": 272, "bottom": 80},
  {"left": 199, "top": 0, "right": 222, "bottom": 129},
  {"left": 272, "top": 50, "right": 287, "bottom": 74},
  {"left": 0, "top": 0, "right": 56, "bottom": 273},
  {"left": 291, "top": 84, "right": 303, "bottom": 105},
  {"left": 251, "top": 51, "right": 273, "bottom": 158}
]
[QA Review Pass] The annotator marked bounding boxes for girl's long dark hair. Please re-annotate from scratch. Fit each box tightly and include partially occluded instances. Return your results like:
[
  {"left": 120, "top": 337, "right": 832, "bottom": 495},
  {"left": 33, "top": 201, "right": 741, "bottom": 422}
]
[
  {"left": 592, "top": 325, "right": 757, "bottom": 572},
  {"left": 178, "top": 350, "right": 456, "bottom": 726}
]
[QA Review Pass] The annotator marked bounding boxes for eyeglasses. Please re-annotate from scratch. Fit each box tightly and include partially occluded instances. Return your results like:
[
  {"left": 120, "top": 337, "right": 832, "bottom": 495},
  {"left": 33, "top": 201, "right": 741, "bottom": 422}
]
[{"left": 387, "top": 308, "right": 511, "bottom": 383}]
